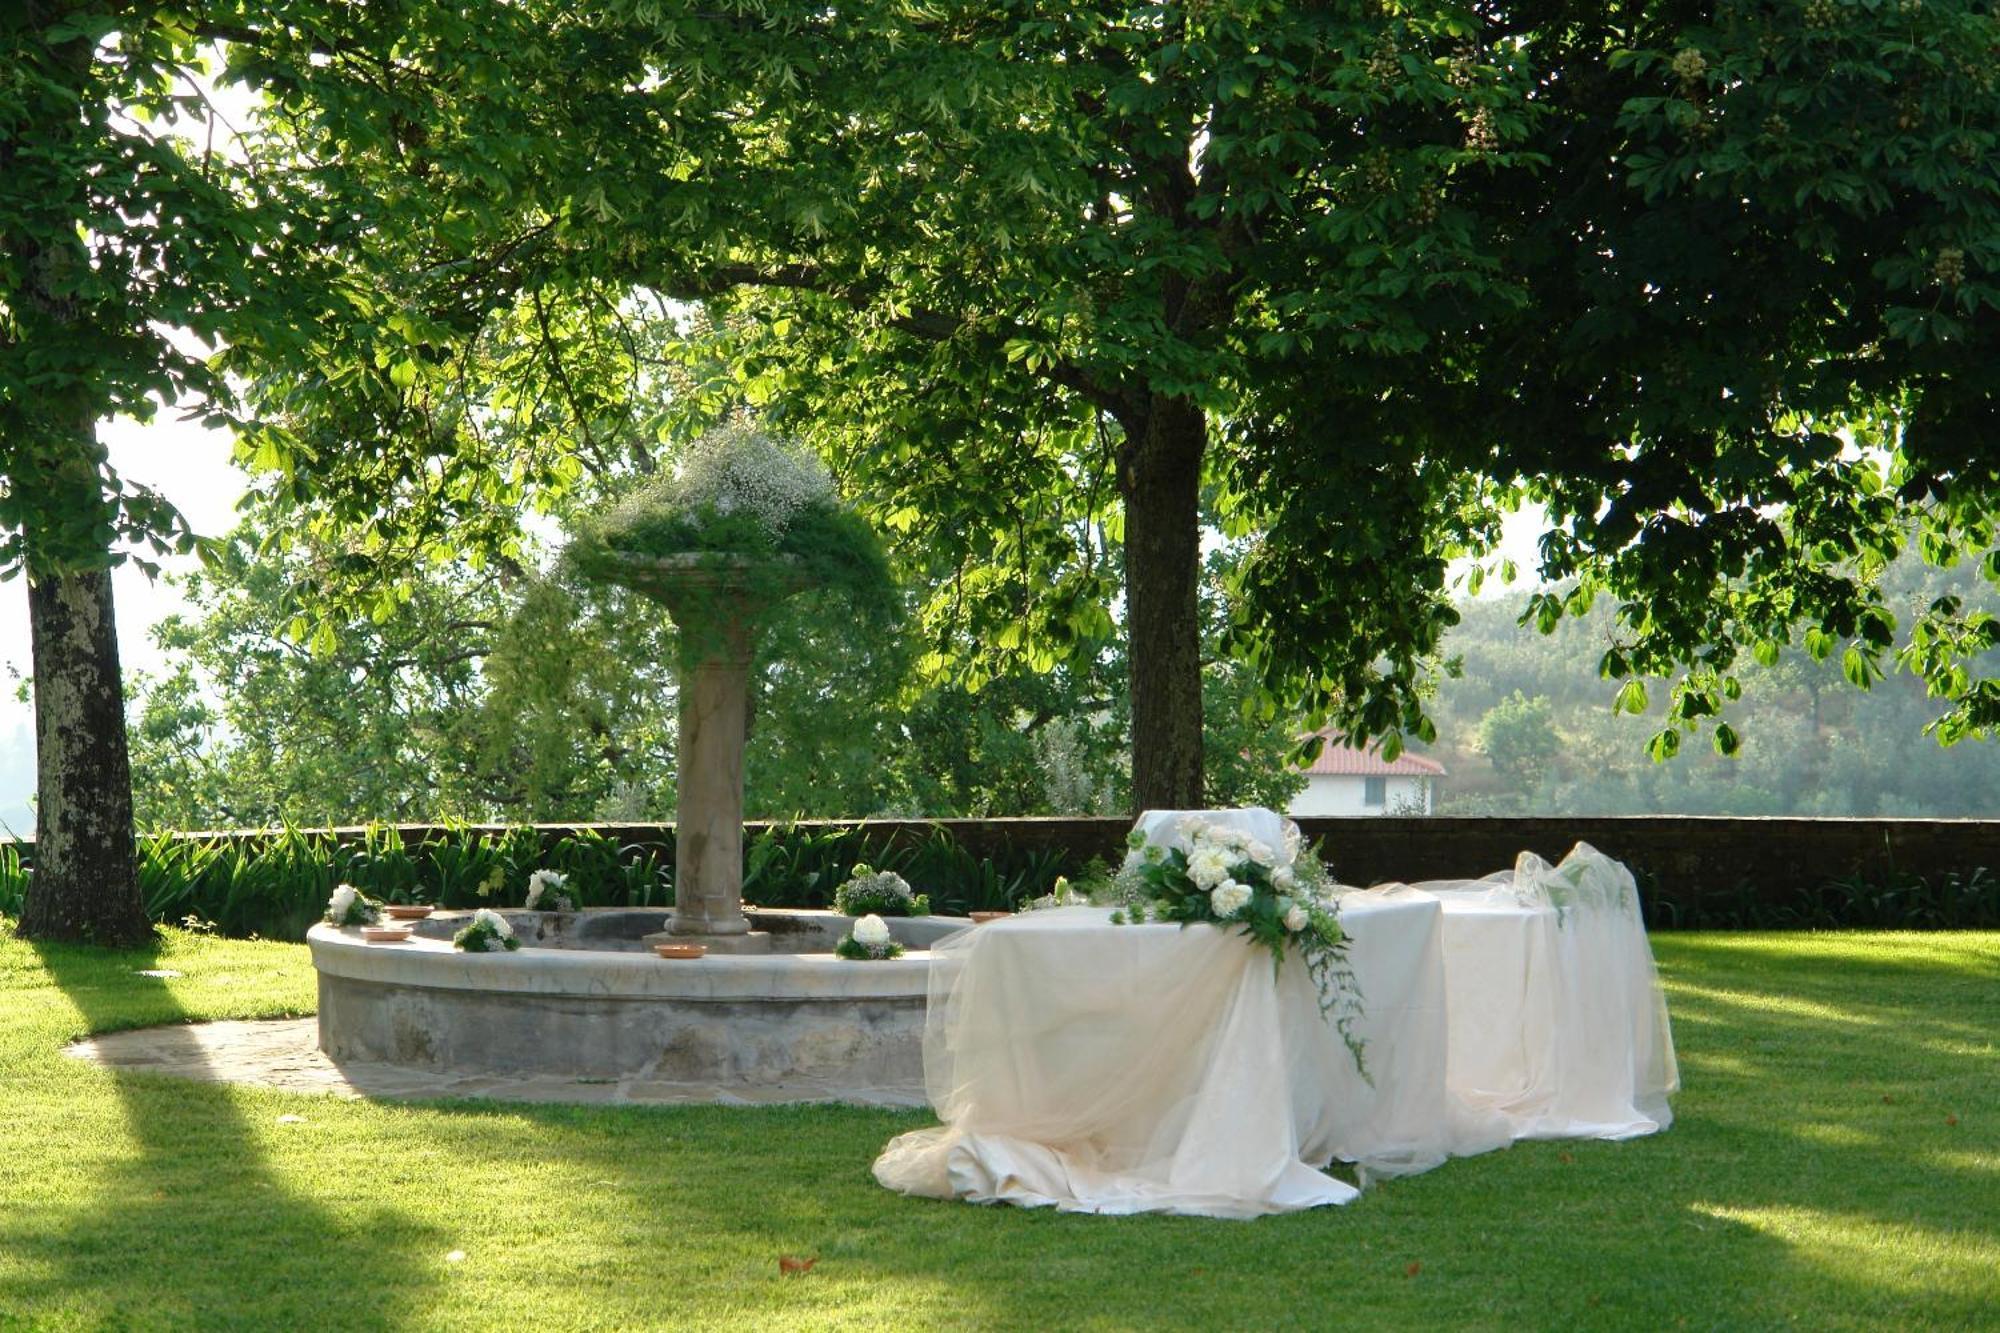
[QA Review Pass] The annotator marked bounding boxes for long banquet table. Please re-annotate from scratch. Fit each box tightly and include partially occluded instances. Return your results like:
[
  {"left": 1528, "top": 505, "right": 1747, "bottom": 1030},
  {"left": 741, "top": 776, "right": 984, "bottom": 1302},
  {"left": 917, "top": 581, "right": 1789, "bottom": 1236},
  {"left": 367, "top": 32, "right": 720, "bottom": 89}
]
[{"left": 873, "top": 845, "right": 1677, "bottom": 1219}]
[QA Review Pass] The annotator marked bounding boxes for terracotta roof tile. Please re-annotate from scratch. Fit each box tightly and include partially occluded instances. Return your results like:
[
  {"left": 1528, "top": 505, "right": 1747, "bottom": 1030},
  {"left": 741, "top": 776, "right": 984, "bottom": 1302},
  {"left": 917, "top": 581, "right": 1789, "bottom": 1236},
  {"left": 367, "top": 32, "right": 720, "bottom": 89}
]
[{"left": 1299, "top": 732, "right": 1447, "bottom": 778}]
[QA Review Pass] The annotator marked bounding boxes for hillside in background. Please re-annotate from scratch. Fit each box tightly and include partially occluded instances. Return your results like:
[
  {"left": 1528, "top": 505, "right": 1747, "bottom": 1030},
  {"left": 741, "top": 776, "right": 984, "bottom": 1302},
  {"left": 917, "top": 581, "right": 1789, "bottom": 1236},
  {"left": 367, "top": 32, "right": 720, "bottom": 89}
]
[{"left": 1422, "top": 557, "right": 2000, "bottom": 817}]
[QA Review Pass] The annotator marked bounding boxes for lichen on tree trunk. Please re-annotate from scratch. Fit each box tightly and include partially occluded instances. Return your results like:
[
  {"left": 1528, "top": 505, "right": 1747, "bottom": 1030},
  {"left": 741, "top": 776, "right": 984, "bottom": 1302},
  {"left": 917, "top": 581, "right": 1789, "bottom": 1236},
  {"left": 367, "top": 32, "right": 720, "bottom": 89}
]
[
  {"left": 18, "top": 565, "right": 149, "bottom": 945},
  {"left": 1118, "top": 395, "right": 1207, "bottom": 813}
]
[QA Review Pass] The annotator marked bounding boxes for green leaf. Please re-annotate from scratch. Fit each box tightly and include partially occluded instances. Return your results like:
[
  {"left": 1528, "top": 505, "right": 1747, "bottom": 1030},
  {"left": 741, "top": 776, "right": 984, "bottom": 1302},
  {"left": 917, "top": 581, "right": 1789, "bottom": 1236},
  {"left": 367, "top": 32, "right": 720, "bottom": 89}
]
[{"left": 1842, "top": 647, "right": 1874, "bottom": 690}]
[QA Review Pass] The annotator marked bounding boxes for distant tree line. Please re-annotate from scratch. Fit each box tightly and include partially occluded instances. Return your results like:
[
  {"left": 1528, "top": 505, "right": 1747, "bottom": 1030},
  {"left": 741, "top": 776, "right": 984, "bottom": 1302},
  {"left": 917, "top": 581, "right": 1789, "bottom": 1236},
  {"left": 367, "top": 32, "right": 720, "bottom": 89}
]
[{"left": 1428, "top": 556, "right": 2000, "bottom": 818}]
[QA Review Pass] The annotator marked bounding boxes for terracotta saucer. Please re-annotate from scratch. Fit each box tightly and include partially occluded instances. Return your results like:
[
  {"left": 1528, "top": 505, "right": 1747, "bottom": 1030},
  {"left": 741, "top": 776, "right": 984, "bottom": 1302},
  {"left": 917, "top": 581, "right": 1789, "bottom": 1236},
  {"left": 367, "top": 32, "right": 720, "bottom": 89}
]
[
  {"left": 653, "top": 943, "right": 706, "bottom": 959},
  {"left": 383, "top": 905, "right": 435, "bottom": 920},
  {"left": 361, "top": 926, "right": 413, "bottom": 942},
  {"left": 969, "top": 911, "right": 1013, "bottom": 924}
]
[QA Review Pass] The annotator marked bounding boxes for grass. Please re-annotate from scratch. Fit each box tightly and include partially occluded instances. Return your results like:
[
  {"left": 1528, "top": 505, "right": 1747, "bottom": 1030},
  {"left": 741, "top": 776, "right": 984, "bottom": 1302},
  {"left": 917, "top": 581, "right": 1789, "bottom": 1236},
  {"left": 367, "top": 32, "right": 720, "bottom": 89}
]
[{"left": 0, "top": 926, "right": 1994, "bottom": 1331}]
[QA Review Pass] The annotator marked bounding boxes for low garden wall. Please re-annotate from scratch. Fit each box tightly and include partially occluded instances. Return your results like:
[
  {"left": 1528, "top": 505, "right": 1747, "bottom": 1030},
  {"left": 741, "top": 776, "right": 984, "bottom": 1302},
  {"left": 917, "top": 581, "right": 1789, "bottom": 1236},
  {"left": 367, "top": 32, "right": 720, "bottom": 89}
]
[{"left": 4, "top": 815, "right": 1998, "bottom": 937}]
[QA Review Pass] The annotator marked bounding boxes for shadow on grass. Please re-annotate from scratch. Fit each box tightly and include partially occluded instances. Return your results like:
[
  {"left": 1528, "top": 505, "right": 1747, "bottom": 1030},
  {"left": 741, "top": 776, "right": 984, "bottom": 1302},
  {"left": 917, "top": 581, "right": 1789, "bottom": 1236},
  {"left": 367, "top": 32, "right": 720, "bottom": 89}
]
[{"left": 0, "top": 938, "right": 444, "bottom": 1329}]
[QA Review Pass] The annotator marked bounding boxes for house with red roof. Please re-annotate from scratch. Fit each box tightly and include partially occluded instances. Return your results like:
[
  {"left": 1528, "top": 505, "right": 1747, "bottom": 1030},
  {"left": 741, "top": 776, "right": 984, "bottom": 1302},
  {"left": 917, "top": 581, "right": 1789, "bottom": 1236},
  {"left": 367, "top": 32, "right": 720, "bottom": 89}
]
[{"left": 1287, "top": 731, "right": 1446, "bottom": 816}]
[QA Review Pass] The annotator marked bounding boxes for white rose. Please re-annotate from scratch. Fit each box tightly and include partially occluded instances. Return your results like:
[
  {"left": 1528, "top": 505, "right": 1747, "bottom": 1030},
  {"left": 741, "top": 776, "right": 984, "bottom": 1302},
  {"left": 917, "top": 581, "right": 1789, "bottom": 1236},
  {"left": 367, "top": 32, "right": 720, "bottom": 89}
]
[
  {"left": 1246, "top": 840, "right": 1275, "bottom": 867},
  {"left": 1187, "top": 848, "right": 1231, "bottom": 889},
  {"left": 1272, "top": 865, "right": 1298, "bottom": 892},
  {"left": 1210, "top": 880, "right": 1252, "bottom": 918},
  {"left": 853, "top": 914, "right": 891, "bottom": 948},
  {"left": 1284, "top": 904, "right": 1310, "bottom": 933}
]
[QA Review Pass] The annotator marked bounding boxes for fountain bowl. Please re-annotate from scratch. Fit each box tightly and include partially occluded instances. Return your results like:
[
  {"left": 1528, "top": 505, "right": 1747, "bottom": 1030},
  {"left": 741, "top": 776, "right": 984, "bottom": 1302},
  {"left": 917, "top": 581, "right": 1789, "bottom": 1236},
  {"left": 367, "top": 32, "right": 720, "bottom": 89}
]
[{"left": 309, "top": 908, "right": 965, "bottom": 1106}]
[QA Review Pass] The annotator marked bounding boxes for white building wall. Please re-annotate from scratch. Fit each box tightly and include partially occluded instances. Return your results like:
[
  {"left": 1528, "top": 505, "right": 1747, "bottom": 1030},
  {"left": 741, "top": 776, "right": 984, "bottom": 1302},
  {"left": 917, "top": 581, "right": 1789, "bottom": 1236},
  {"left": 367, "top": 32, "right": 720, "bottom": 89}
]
[{"left": 1287, "top": 774, "right": 1433, "bottom": 817}]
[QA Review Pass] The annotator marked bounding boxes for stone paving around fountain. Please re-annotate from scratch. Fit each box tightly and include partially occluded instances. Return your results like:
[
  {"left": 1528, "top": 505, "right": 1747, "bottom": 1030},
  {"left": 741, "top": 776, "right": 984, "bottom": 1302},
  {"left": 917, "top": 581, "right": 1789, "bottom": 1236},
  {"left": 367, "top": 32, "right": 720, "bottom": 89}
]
[{"left": 65, "top": 1016, "right": 928, "bottom": 1106}]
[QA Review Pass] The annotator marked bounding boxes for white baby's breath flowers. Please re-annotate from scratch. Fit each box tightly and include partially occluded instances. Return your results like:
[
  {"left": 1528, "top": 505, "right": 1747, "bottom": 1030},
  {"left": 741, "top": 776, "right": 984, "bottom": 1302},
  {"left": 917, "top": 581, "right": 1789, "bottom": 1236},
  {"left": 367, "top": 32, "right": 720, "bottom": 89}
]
[
  {"left": 852, "top": 914, "right": 892, "bottom": 948},
  {"left": 671, "top": 421, "right": 834, "bottom": 539},
  {"left": 525, "top": 869, "right": 569, "bottom": 911},
  {"left": 1210, "top": 880, "right": 1253, "bottom": 918},
  {"left": 472, "top": 908, "right": 514, "bottom": 939}
]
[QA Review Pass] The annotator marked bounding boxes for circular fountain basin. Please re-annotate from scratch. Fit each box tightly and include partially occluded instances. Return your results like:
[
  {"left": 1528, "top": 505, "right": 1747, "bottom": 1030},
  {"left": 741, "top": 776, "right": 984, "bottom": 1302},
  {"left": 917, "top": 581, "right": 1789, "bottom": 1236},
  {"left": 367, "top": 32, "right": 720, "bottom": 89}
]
[{"left": 308, "top": 908, "right": 966, "bottom": 1105}]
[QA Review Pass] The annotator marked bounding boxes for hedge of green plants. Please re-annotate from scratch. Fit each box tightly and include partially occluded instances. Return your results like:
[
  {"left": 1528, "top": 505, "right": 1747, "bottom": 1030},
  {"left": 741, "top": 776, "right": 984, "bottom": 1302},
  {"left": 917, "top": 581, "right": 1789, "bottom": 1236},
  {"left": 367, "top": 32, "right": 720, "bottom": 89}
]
[
  {"left": 1643, "top": 865, "right": 2000, "bottom": 931},
  {"left": 0, "top": 822, "right": 1081, "bottom": 941},
  {"left": 3, "top": 821, "right": 1997, "bottom": 939}
]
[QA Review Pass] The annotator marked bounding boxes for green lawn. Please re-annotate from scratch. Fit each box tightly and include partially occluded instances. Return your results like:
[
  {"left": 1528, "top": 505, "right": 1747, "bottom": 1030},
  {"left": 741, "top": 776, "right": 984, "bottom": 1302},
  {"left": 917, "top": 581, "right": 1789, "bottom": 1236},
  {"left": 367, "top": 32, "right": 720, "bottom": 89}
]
[{"left": 0, "top": 926, "right": 1994, "bottom": 1331}]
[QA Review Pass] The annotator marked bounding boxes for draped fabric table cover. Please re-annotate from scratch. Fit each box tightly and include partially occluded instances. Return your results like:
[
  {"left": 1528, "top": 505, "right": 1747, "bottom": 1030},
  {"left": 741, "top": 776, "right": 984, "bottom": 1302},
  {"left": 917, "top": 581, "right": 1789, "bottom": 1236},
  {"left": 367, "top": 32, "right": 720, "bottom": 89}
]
[
  {"left": 871, "top": 891, "right": 1513, "bottom": 1218},
  {"left": 872, "top": 841, "right": 1678, "bottom": 1218},
  {"left": 1415, "top": 844, "right": 1679, "bottom": 1140}
]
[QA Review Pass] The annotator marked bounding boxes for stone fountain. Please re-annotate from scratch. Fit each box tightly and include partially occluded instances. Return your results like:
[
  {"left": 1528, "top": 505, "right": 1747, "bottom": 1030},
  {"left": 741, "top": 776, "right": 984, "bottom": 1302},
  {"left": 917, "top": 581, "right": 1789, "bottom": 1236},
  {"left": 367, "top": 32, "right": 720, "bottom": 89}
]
[{"left": 307, "top": 426, "right": 949, "bottom": 1103}]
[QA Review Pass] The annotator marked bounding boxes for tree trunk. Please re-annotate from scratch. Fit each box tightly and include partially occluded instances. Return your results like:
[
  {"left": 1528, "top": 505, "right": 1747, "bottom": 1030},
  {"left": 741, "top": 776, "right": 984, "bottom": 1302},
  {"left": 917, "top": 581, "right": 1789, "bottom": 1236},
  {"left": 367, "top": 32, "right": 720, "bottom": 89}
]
[
  {"left": 18, "top": 564, "right": 149, "bottom": 945},
  {"left": 1118, "top": 395, "right": 1207, "bottom": 812}
]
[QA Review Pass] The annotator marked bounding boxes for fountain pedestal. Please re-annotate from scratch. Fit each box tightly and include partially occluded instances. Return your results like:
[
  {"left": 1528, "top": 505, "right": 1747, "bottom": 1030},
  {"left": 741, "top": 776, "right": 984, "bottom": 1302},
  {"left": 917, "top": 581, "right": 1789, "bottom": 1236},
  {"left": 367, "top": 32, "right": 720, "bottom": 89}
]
[
  {"left": 607, "top": 553, "right": 810, "bottom": 946},
  {"left": 665, "top": 610, "right": 756, "bottom": 940}
]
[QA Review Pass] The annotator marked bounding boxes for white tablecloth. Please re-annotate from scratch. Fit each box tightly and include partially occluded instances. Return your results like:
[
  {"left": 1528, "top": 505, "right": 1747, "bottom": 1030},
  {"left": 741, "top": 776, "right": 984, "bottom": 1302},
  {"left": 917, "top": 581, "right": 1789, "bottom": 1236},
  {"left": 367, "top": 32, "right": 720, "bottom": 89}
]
[
  {"left": 872, "top": 891, "right": 1511, "bottom": 1218},
  {"left": 1417, "top": 846, "right": 1678, "bottom": 1140},
  {"left": 872, "top": 843, "right": 1677, "bottom": 1218}
]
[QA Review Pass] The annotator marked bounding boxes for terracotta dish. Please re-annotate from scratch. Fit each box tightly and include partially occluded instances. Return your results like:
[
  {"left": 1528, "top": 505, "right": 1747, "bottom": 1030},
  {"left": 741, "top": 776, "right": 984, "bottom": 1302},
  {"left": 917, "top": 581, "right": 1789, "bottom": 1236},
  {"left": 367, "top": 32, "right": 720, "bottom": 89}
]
[
  {"left": 969, "top": 911, "right": 1013, "bottom": 924},
  {"left": 653, "top": 943, "right": 707, "bottom": 960},
  {"left": 383, "top": 905, "right": 435, "bottom": 920},
  {"left": 360, "top": 926, "right": 413, "bottom": 943}
]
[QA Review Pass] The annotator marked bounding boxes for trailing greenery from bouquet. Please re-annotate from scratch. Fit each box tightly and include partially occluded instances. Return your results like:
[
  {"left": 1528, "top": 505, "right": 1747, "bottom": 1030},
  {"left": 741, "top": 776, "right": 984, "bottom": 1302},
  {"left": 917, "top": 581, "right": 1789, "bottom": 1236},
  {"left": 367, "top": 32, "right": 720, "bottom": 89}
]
[
  {"left": 1113, "top": 817, "right": 1367, "bottom": 1077},
  {"left": 453, "top": 908, "right": 521, "bottom": 953},
  {"left": 834, "top": 913, "right": 904, "bottom": 960},
  {"left": 833, "top": 865, "right": 928, "bottom": 917},
  {"left": 323, "top": 883, "right": 382, "bottom": 927},
  {"left": 565, "top": 420, "right": 898, "bottom": 627}
]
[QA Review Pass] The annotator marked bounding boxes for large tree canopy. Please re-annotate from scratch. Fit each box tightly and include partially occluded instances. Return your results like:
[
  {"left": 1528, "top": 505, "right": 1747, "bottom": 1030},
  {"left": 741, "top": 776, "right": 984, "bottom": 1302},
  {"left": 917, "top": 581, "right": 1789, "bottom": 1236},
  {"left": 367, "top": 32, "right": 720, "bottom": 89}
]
[
  {"left": 226, "top": 0, "right": 2000, "bottom": 810},
  {"left": 12, "top": 0, "right": 2000, "bottom": 942}
]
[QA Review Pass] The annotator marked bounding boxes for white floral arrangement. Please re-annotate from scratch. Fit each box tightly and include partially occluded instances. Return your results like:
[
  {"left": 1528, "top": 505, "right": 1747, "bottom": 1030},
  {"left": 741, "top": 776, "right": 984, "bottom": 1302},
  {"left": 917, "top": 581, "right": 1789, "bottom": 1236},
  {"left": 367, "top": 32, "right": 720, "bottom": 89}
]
[
  {"left": 453, "top": 908, "right": 522, "bottom": 953},
  {"left": 668, "top": 419, "right": 836, "bottom": 539},
  {"left": 833, "top": 864, "right": 929, "bottom": 917},
  {"left": 834, "top": 913, "right": 904, "bottom": 961},
  {"left": 524, "top": 869, "right": 573, "bottom": 912},
  {"left": 325, "top": 883, "right": 382, "bottom": 927},
  {"left": 1113, "top": 815, "right": 1365, "bottom": 1074}
]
